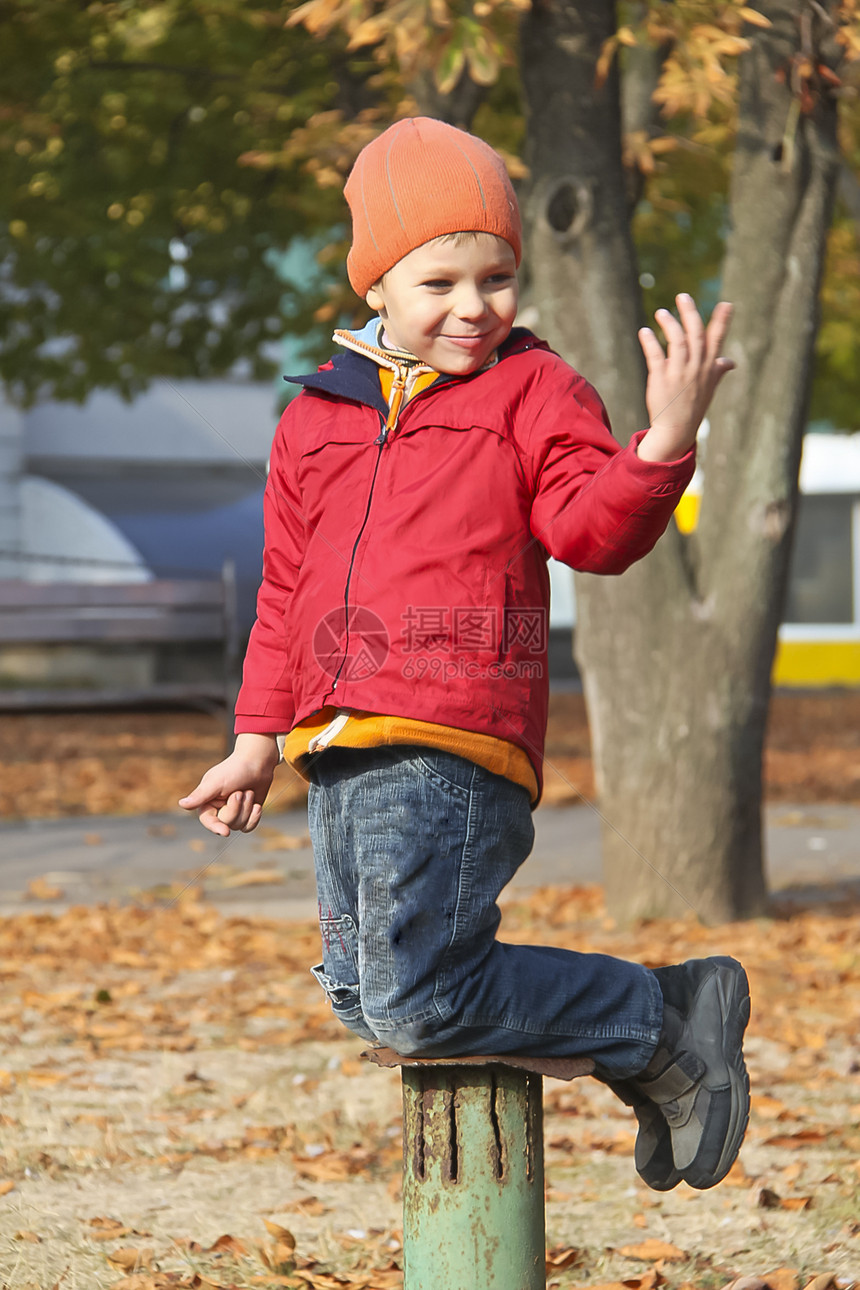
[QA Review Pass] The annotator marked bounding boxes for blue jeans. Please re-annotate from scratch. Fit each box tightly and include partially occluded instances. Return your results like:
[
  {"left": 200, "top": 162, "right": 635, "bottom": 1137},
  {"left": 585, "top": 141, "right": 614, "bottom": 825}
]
[{"left": 307, "top": 745, "right": 662, "bottom": 1077}]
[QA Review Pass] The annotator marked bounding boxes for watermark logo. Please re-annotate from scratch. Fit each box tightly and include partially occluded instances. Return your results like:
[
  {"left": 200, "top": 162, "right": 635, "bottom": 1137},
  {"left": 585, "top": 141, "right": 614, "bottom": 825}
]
[
  {"left": 312, "top": 602, "right": 547, "bottom": 686},
  {"left": 401, "top": 605, "right": 547, "bottom": 657},
  {"left": 312, "top": 605, "right": 390, "bottom": 681}
]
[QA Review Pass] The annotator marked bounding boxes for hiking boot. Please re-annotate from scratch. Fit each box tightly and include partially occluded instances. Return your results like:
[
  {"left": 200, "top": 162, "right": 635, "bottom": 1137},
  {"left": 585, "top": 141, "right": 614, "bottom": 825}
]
[
  {"left": 601, "top": 1074, "right": 682, "bottom": 1191},
  {"left": 631, "top": 956, "right": 751, "bottom": 1190}
]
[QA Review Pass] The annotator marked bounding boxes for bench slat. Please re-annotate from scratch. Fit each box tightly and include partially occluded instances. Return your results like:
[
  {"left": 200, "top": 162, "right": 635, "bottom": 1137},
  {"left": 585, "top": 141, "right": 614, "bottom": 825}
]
[
  {"left": 0, "top": 579, "right": 226, "bottom": 610},
  {"left": 0, "top": 570, "right": 238, "bottom": 741},
  {"left": 0, "top": 610, "right": 226, "bottom": 644},
  {"left": 0, "top": 682, "right": 232, "bottom": 712}
]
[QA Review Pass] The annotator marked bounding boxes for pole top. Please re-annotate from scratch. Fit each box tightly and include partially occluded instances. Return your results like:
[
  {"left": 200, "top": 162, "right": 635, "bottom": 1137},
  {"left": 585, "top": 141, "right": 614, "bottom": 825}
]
[{"left": 362, "top": 1047, "right": 594, "bottom": 1082}]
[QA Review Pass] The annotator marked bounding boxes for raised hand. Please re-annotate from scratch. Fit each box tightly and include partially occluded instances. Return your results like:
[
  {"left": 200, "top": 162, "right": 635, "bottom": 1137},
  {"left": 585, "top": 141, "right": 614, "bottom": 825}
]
[{"left": 637, "top": 294, "right": 734, "bottom": 463}]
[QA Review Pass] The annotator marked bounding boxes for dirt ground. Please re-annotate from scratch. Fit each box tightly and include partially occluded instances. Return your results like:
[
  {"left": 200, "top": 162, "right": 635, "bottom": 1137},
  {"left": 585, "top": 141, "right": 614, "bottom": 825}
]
[
  {"left": 1, "top": 691, "right": 860, "bottom": 821},
  {"left": 0, "top": 891, "right": 857, "bottom": 1290},
  {"left": 0, "top": 693, "right": 858, "bottom": 1290}
]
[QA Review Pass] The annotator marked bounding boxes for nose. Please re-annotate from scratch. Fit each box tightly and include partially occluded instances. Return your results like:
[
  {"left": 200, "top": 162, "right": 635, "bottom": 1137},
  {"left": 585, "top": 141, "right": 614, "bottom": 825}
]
[{"left": 453, "top": 282, "right": 488, "bottom": 322}]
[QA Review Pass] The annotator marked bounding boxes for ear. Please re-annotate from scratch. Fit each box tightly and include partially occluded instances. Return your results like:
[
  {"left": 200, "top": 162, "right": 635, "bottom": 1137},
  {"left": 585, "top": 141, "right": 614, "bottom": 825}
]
[{"left": 365, "top": 282, "right": 385, "bottom": 313}]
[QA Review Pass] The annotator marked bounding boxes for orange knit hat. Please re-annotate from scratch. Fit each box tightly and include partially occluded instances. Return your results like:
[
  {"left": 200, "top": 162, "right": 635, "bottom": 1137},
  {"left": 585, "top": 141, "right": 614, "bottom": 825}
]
[{"left": 344, "top": 117, "right": 522, "bottom": 298}]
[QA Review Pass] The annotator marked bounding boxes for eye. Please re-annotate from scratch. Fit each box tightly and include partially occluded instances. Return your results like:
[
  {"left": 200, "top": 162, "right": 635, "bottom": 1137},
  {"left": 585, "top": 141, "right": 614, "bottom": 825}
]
[
  {"left": 485, "top": 273, "right": 515, "bottom": 287},
  {"left": 421, "top": 278, "right": 453, "bottom": 290}
]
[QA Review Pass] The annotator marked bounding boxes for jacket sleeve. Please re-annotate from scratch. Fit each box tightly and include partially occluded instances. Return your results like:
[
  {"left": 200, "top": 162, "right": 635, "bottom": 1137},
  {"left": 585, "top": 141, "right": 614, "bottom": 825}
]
[
  {"left": 234, "top": 401, "right": 307, "bottom": 734},
  {"left": 526, "top": 368, "right": 696, "bottom": 574}
]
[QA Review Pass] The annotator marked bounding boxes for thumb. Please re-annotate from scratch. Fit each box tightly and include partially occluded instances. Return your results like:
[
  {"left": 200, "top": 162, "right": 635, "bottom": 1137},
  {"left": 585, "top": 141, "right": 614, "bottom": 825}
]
[{"left": 179, "top": 773, "right": 225, "bottom": 811}]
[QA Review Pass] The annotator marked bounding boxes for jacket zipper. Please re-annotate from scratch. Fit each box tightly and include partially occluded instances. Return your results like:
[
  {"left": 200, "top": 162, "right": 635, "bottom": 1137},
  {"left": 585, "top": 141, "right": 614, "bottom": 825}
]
[
  {"left": 384, "top": 367, "right": 407, "bottom": 435},
  {"left": 324, "top": 346, "right": 489, "bottom": 694},
  {"left": 326, "top": 411, "right": 389, "bottom": 696},
  {"left": 309, "top": 330, "right": 539, "bottom": 703}
]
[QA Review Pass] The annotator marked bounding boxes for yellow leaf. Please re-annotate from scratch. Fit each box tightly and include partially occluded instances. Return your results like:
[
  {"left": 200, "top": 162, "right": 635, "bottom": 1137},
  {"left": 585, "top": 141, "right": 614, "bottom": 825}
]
[
  {"left": 0, "top": 1180, "right": 15, "bottom": 1195},
  {"left": 106, "top": 1246, "right": 154, "bottom": 1270},
  {"left": 619, "top": 1237, "right": 688, "bottom": 1261},
  {"left": 281, "top": 1195, "right": 327, "bottom": 1216},
  {"left": 738, "top": 6, "right": 773, "bottom": 27},
  {"left": 220, "top": 868, "right": 284, "bottom": 888},
  {"left": 255, "top": 828, "right": 310, "bottom": 850},
  {"left": 762, "top": 1271, "right": 801, "bottom": 1290},
  {"left": 546, "top": 1246, "right": 582, "bottom": 1270},
  {"left": 263, "top": 1220, "right": 296, "bottom": 1246},
  {"left": 208, "top": 1233, "right": 249, "bottom": 1255},
  {"left": 26, "top": 877, "right": 64, "bottom": 901},
  {"left": 346, "top": 16, "right": 390, "bottom": 50},
  {"left": 595, "top": 35, "right": 619, "bottom": 88},
  {"left": 25, "top": 1069, "right": 68, "bottom": 1087}
]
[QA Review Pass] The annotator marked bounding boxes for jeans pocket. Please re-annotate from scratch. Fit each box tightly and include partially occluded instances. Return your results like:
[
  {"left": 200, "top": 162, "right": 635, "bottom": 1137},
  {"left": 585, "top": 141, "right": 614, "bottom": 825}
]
[{"left": 412, "top": 750, "right": 472, "bottom": 797}]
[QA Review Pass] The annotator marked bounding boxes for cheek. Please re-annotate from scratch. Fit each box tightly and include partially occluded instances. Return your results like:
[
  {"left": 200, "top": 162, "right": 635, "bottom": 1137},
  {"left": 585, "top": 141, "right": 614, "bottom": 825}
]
[
  {"left": 417, "top": 307, "right": 447, "bottom": 335},
  {"left": 500, "top": 292, "right": 519, "bottom": 322}
]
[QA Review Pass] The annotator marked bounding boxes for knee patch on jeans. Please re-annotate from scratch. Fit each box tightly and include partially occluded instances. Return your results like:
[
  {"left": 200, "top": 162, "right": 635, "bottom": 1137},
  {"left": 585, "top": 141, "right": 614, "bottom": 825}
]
[{"left": 312, "top": 913, "right": 376, "bottom": 1042}]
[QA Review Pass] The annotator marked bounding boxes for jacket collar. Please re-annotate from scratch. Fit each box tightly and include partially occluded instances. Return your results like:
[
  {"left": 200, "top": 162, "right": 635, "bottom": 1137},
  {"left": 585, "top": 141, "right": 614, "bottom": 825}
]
[{"left": 284, "top": 327, "right": 545, "bottom": 415}]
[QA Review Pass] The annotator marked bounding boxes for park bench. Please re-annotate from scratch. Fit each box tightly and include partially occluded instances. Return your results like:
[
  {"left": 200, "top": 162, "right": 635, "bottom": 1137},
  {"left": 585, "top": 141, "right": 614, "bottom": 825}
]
[
  {"left": 0, "top": 562, "right": 241, "bottom": 731},
  {"left": 366, "top": 1047, "right": 594, "bottom": 1290}
]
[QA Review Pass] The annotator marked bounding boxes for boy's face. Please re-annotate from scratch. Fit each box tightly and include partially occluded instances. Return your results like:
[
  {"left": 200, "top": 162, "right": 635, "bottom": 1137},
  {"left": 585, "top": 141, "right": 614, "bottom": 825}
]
[{"left": 365, "top": 232, "right": 519, "bottom": 375}]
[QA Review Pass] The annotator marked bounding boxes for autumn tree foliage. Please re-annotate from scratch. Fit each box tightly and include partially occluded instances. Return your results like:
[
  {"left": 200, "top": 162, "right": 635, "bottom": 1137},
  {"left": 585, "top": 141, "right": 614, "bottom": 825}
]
[{"left": 0, "top": 0, "right": 379, "bottom": 403}]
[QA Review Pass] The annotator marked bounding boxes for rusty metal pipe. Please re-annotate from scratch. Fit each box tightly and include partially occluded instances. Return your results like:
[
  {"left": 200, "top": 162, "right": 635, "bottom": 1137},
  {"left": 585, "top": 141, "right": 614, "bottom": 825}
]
[{"left": 401, "top": 1064, "right": 546, "bottom": 1290}]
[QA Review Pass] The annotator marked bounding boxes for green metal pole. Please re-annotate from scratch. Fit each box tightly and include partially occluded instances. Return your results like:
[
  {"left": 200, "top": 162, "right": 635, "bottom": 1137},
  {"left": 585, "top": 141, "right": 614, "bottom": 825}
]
[{"left": 401, "top": 1063, "right": 546, "bottom": 1290}]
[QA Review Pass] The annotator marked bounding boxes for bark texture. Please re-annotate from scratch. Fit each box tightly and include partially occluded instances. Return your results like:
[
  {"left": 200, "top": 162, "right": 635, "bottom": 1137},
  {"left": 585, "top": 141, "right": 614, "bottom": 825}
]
[{"left": 520, "top": 0, "right": 840, "bottom": 922}]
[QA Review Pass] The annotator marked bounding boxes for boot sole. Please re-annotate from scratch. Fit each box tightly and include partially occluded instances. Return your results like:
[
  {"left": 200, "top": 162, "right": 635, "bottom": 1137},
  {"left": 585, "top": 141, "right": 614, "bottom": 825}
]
[{"left": 681, "top": 957, "right": 751, "bottom": 1190}]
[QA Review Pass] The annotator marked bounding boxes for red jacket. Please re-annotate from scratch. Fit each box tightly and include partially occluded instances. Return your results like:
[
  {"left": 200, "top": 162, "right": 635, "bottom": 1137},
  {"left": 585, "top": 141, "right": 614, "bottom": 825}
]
[{"left": 235, "top": 329, "right": 695, "bottom": 796}]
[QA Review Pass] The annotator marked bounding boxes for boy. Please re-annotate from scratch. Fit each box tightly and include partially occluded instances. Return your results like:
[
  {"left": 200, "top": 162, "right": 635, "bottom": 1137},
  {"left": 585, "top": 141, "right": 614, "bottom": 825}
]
[{"left": 180, "top": 117, "right": 749, "bottom": 1193}]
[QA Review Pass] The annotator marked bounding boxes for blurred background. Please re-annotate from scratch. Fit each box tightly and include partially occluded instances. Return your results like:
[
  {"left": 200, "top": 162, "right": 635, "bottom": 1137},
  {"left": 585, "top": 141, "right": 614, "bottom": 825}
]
[{"left": 1, "top": 1, "right": 859, "bottom": 696}]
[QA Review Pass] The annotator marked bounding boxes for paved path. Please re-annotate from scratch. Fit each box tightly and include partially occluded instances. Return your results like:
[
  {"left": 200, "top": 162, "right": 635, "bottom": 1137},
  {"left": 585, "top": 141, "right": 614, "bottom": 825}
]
[{"left": 2, "top": 801, "right": 859, "bottom": 919}]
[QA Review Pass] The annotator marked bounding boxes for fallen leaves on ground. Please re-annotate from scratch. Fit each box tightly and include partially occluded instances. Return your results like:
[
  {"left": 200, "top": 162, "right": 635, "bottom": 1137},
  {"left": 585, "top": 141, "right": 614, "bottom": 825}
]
[
  {"left": 2, "top": 692, "right": 860, "bottom": 820},
  {"left": 0, "top": 887, "right": 856, "bottom": 1288},
  {"left": 0, "top": 710, "right": 309, "bottom": 819},
  {"left": 618, "top": 1238, "right": 688, "bottom": 1262},
  {"left": 25, "top": 875, "right": 65, "bottom": 901}
]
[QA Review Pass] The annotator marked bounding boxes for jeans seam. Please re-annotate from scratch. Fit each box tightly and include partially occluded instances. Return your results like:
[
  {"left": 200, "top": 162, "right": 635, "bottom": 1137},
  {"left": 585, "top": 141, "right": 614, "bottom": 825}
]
[
  {"left": 456, "top": 1012, "right": 662, "bottom": 1042},
  {"left": 433, "top": 760, "right": 482, "bottom": 1019},
  {"left": 367, "top": 1002, "right": 444, "bottom": 1029}
]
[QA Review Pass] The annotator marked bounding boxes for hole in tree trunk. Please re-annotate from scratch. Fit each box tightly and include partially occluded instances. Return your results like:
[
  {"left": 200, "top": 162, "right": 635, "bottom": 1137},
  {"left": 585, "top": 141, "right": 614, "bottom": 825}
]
[{"left": 547, "top": 181, "right": 579, "bottom": 233}]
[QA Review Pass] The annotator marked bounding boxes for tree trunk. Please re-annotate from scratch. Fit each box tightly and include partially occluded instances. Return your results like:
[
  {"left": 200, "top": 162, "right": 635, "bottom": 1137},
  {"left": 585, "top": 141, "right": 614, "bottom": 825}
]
[
  {"left": 410, "top": 68, "right": 486, "bottom": 129},
  {"left": 520, "top": 0, "right": 840, "bottom": 923}
]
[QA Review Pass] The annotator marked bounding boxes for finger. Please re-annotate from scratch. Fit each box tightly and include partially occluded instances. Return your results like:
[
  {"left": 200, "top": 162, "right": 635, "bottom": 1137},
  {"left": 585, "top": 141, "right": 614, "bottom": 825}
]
[
  {"left": 230, "top": 790, "right": 259, "bottom": 832},
  {"left": 179, "top": 783, "right": 210, "bottom": 810},
  {"left": 198, "top": 804, "right": 231, "bottom": 837},
  {"left": 222, "top": 789, "right": 261, "bottom": 832},
  {"left": 638, "top": 326, "right": 666, "bottom": 369},
  {"left": 704, "top": 300, "right": 734, "bottom": 364},
  {"left": 676, "top": 293, "right": 705, "bottom": 358},
  {"left": 655, "top": 307, "right": 689, "bottom": 360},
  {"left": 215, "top": 789, "right": 252, "bottom": 829},
  {"left": 243, "top": 801, "right": 264, "bottom": 833},
  {"left": 711, "top": 355, "right": 736, "bottom": 385},
  {"left": 179, "top": 771, "right": 229, "bottom": 811}
]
